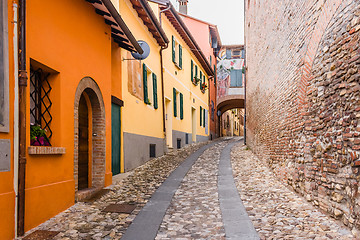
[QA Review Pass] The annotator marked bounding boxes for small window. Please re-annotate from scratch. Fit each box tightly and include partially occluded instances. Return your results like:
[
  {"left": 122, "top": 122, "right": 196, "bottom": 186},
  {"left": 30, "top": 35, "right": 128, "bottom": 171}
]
[
  {"left": 177, "top": 138, "right": 181, "bottom": 149},
  {"left": 185, "top": 133, "right": 189, "bottom": 144},
  {"left": 150, "top": 144, "right": 156, "bottom": 158},
  {"left": 143, "top": 64, "right": 158, "bottom": 109},
  {"left": 199, "top": 107, "right": 206, "bottom": 128},
  {"left": 173, "top": 88, "right": 183, "bottom": 120},
  {"left": 226, "top": 49, "right": 232, "bottom": 59},
  {"left": 230, "top": 70, "right": 243, "bottom": 87},
  {"left": 232, "top": 50, "right": 241, "bottom": 56},
  {"left": 172, "top": 36, "right": 182, "bottom": 69}
]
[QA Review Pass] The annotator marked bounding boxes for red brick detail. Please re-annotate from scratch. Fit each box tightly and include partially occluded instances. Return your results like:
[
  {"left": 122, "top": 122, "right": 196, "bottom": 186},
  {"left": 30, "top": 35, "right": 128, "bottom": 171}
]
[{"left": 74, "top": 77, "right": 106, "bottom": 192}]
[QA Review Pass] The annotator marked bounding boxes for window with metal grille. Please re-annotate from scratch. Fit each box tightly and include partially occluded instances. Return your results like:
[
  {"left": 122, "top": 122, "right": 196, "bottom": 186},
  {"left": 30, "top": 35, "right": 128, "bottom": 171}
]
[{"left": 30, "top": 66, "right": 53, "bottom": 144}]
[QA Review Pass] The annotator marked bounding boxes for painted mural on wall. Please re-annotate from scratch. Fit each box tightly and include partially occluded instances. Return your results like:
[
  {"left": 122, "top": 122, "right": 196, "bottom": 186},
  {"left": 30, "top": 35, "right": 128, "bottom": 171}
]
[{"left": 216, "top": 58, "right": 244, "bottom": 99}]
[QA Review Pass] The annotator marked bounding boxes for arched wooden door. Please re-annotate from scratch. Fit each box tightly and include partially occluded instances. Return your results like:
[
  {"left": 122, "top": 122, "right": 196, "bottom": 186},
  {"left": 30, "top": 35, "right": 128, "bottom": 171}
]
[{"left": 78, "top": 94, "right": 89, "bottom": 190}]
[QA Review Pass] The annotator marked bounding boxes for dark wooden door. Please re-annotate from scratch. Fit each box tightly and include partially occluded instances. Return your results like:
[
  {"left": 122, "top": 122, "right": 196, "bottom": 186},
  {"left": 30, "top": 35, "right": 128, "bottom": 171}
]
[
  {"left": 78, "top": 95, "right": 89, "bottom": 190},
  {"left": 111, "top": 103, "right": 121, "bottom": 175}
]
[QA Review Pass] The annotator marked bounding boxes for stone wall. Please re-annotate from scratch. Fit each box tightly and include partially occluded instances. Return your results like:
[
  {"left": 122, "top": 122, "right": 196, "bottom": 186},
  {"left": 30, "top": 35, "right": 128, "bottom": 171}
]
[{"left": 245, "top": 0, "right": 360, "bottom": 232}]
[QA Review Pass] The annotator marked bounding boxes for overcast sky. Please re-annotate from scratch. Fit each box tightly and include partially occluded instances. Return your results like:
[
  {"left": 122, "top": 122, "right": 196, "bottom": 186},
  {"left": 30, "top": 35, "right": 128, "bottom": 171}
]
[{"left": 169, "top": 0, "right": 244, "bottom": 45}]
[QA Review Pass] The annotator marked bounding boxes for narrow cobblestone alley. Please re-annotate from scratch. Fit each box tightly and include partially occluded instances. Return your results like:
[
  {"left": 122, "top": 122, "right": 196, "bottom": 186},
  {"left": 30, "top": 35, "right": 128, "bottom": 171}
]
[{"left": 22, "top": 139, "right": 355, "bottom": 240}]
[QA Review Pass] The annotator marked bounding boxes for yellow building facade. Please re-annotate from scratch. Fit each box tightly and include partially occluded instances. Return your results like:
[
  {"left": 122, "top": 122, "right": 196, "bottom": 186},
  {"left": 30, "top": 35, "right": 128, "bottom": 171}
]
[
  {"left": 152, "top": 2, "right": 214, "bottom": 150},
  {"left": 114, "top": 0, "right": 169, "bottom": 171}
]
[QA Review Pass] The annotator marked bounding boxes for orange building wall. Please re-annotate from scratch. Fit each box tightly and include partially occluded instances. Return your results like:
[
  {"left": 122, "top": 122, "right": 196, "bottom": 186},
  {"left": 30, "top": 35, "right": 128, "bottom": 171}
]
[
  {"left": 25, "top": 0, "right": 114, "bottom": 232},
  {"left": 0, "top": 1, "right": 16, "bottom": 239}
]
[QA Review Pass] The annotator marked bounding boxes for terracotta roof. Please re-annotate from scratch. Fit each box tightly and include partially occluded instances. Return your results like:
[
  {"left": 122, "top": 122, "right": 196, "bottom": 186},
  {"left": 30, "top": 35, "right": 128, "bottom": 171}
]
[
  {"left": 129, "top": 0, "right": 169, "bottom": 47},
  {"left": 85, "top": 0, "right": 143, "bottom": 53},
  {"left": 160, "top": 3, "right": 214, "bottom": 76}
]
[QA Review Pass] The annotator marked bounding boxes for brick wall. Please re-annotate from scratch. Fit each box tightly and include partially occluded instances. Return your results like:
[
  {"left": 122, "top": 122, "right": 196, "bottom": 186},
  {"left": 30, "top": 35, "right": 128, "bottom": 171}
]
[{"left": 245, "top": 0, "right": 360, "bottom": 232}]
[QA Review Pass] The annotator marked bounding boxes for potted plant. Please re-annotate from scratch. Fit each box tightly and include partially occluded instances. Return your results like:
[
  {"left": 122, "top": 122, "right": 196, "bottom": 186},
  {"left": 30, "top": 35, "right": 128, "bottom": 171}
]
[
  {"left": 30, "top": 124, "right": 50, "bottom": 146},
  {"left": 192, "top": 76, "right": 200, "bottom": 86},
  {"left": 200, "top": 82, "right": 208, "bottom": 93}
]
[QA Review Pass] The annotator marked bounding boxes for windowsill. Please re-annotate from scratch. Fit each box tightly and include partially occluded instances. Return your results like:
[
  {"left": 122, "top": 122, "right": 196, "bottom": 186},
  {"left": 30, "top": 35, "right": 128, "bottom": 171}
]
[
  {"left": 174, "top": 62, "right": 182, "bottom": 70},
  {"left": 28, "top": 146, "right": 66, "bottom": 155}
]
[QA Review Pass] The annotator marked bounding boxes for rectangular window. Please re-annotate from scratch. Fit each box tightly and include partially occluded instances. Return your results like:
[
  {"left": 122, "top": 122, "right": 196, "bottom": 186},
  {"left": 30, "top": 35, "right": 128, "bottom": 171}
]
[
  {"left": 200, "top": 106, "right": 202, "bottom": 126},
  {"left": 173, "top": 88, "right": 177, "bottom": 117},
  {"left": 191, "top": 60, "right": 193, "bottom": 82},
  {"left": 214, "top": 65, "right": 216, "bottom": 86},
  {"left": 143, "top": 64, "right": 158, "bottom": 108},
  {"left": 152, "top": 73, "right": 158, "bottom": 109},
  {"left": 230, "top": 69, "right": 243, "bottom": 87},
  {"left": 30, "top": 66, "right": 53, "bottom": 145},
  {"left": 199, "top": 71, "right": 203, "bottom": 90},
  {"left": 150, "top": 144, "right": 156, "bottom": 158},
  {"left": 180, "top": 93, "right": 183, "bottom": 120},
  {"left": 172, "top": 35, "right": 182, "bottom": 69},
  {"left": 0, "top": 1, "right": 9, "bottom": 132},
  {"left": 203, "top": 108, "right": 206, "bottom": 127}
]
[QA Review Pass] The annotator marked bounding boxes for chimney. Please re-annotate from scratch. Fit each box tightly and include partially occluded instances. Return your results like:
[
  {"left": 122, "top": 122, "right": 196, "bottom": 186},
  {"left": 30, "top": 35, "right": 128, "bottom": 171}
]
[{"left": 178, "top": 0, "right": 188, "bottom": 15}]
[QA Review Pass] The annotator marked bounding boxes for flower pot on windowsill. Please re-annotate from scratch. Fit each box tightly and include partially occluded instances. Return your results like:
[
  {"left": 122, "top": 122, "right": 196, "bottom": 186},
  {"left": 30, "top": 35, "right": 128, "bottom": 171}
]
[
  {"left": 192, "top": 77, "right": 200, "bottom": 86},
  {"left": 30, "top": 125, "right": 51, "bottom": 146},
  {"left": 200, "top": 83, "right": 208, "bottom": 93}
]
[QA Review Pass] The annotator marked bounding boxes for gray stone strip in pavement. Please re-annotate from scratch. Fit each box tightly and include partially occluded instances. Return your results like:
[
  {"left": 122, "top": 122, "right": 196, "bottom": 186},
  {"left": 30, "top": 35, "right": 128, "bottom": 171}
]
[
  {"left": 121, "top": 141, "right": 219, "bottom": 240},
  {"left": 218, "top": 140, "right": 260, "bottom": 240}
]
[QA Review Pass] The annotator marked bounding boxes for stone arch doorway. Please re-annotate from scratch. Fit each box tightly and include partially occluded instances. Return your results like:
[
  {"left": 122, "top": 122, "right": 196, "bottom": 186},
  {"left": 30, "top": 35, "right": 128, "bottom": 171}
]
[{"left": 74, "top": 77, "right": 106, "bottom": 199}]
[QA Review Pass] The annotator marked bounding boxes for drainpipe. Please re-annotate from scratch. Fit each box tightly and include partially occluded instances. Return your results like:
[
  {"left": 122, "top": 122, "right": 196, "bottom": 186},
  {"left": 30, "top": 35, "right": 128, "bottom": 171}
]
[
  {"left": 243, "top": 0, "right": 247, "bottom": 145},
  {"left": 159, "top": 4, "right": 171, "bottom": 26},
  {"left": 18, "top": 0, "right": 27, "bottom": 236},
  {"left": 12, "top": 1, "right": 19, "bottom": 237},
  {"left": 159, "top": 4, "right": 170, "bottom": 148},
  {"left": 160, "top": 44, "right": 168, "bottom": 134}
]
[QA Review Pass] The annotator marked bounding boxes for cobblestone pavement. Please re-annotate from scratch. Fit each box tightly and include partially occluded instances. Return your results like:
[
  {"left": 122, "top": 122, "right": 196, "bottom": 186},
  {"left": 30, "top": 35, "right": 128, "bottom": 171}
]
[
  {"left": 22, "top": 139, "right": 358, "bottom": 240},
  {"left": 21, "top": 141, "right": 210, "bottom": 240},
  {"left": 155, "top": 141, "right": 228, "bottom": 240},
  {"left": 231, "top": 143, "right": 355, "bottom": 240}
]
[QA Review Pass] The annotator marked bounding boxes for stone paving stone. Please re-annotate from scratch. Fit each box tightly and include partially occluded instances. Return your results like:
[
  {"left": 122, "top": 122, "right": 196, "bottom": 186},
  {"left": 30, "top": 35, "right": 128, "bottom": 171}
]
[
  {"left": 231, "top": 143, "right": 356, "bottom": 240},
  {"left": 155, "top": 142, "right": 228, "bottom": 240},
  {"left": 19, "top": 141, "right": 211, "bottom": 240}
]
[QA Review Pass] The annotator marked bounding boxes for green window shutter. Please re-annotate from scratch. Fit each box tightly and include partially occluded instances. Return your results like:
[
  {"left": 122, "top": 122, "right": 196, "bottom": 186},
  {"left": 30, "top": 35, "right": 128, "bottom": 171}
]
[
  {"left": 200, "top": 71, "right": 203, "bottom": 89},
  {"left": 173, "top": 88, "right": 177, "bottom": 117},
  {"left": 200, "top": 106, "right": 202, "bottom": 126},
  {"left": 191, "top": 60, "right": 194, "bottom": 82},
  {"left": 214, "top": 65, "right": 216, "bottom": 85},
  {"left": 180, "top": 93, "right": 183, "bottom": 120},
  {"left": 172, "top": 36, "right": 175, "bottom": 63},
  {"left": 195, "top": 65, "right": 198, "bottom": 77},
  {"left": 203, "top": 109, "right": 206, "bottom": 127},
  {"left": 143, "top": 63, "right": 148, "bottom": 104},
  {"left": 179, "top": 45, "right": 182, "bottom": 69},
  {"left": 153, "top": 73, "right": 158, "bottom": 109}
]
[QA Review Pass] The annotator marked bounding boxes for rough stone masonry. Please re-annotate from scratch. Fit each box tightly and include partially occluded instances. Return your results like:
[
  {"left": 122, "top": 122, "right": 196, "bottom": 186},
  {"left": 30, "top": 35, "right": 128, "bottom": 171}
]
[{"left": 245, "top": 0, "right": 360, "bottom": 235}]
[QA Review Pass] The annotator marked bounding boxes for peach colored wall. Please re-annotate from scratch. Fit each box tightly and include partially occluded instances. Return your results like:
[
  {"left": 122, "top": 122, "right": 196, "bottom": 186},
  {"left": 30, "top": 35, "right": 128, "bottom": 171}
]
[{"left": 181, "top": 16, "right": 218, "bottom": 138}]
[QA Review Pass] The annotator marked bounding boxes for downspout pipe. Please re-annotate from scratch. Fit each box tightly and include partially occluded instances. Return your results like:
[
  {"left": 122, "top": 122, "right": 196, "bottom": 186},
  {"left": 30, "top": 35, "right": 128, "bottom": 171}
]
[
  {"left": 159, "top": 4, "right": 170, "bottom": 146},
  {"left": 160, "top": 44, "right": 168, "bottom": 134},
  {"left": 18, "top": 0, "right": 27, "bottom": 236},
  {"left": 243, "top": 0, "right": 247, "bottom": 145},
  {"left": 12, "top": 1, "right": 19, "bottom": 237}
]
